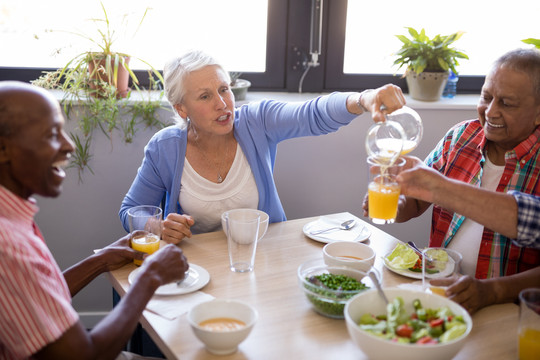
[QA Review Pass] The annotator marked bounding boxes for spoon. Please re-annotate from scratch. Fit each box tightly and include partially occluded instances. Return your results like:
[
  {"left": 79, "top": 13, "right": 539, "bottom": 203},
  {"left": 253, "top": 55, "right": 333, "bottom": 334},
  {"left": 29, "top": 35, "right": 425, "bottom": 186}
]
[
  {"left": 368, "top": 271, "right": 388, "bottom": 305},
  {"left": 407, "top": 241, "right": 433, "bottom": 262},
  {"left": 177, "top": 269, "right": 198, "bottom": 286},
  {"left": 309, "top": 219, "right": 356, "bottom": 235}
]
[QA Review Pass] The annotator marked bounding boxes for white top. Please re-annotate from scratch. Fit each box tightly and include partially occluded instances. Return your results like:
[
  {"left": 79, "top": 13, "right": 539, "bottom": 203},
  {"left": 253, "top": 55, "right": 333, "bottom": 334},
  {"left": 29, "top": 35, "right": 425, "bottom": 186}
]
[
  {"left": 180, "top": 144, "right": 259, "bottom": 234},
  {"left": 448, "top": 156, "right": 505, "bottom": 277}
]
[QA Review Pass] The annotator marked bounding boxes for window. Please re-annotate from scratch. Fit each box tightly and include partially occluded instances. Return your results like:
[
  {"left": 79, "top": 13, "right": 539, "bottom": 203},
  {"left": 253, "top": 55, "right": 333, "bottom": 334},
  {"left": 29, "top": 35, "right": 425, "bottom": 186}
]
[
  {"left": 0, "top": 0, "right": 286, "bottom": 89},
  {"left": 1, "top": 0, "right": 538, "bottom": 93},
  {"left": 2, "top": 0, "right": 268, "bottom": 71},
  {"left": 343, "top": 0, "right": 540, "bottom": 76},
  {"left": 325, "top": 0, "right": 540, "bottom": 93}
]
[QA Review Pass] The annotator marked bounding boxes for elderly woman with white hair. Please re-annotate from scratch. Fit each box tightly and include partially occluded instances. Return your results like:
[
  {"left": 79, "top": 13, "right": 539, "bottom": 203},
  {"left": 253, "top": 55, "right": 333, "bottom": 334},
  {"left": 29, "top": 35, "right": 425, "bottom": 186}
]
[{"left": 119, "top": 50, "right": 406, "bottom": 244}]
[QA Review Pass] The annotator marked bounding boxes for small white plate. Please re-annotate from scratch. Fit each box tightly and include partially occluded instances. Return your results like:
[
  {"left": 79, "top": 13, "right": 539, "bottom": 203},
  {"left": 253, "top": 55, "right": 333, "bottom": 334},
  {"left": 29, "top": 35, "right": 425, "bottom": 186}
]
[
  {"left": 128, "top": 263, "right": 210, "bottom": 296},
  {"left": 303, "top": 218, "right": 371, "bottom": 244},
  {"left": 382, "top": 252, "right": 456, "bottom": 280}
]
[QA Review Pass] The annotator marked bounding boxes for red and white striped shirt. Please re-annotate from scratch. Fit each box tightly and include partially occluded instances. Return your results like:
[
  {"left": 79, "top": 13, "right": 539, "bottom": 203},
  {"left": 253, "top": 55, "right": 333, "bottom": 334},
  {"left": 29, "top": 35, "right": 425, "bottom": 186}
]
[{"left": 0, "top": 186, "right": 78, "bottom": 359}]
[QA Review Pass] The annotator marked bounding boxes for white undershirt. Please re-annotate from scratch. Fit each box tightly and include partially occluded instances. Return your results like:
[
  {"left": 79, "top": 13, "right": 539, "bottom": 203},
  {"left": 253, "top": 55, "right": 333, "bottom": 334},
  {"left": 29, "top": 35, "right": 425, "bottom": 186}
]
[
  {"left": 447, "top": 156, "right": 505, "bottom": 277},
  {"left": 180, "top": 144, "right": 259, "bottom": 234}
]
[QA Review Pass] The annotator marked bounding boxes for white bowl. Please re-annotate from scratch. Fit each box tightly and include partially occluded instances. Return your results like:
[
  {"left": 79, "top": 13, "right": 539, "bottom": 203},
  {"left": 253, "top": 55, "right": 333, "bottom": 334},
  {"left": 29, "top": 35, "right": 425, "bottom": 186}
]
[
  {"left": 322, "top": 241, "right": 376, "bottom": 272},
  {"left": 221, "top": 209, "right": 269, "bottom": 241},
  {"left": 344, "top": 288, "right": 472, "bottom": 360},
  {"left": 188, "top": 299, "right": 258, "bottom": 355}
]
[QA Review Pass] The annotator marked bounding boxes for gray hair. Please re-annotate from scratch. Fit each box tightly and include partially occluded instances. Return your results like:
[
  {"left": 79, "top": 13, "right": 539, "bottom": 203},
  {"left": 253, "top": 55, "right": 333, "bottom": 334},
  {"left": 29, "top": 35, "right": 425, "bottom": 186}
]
[
  {"left": 164, "top": 50, "right": 230, "bottom": 125},
  {"left": 491, "top": 48, "right": 540, "bottom": 102}
]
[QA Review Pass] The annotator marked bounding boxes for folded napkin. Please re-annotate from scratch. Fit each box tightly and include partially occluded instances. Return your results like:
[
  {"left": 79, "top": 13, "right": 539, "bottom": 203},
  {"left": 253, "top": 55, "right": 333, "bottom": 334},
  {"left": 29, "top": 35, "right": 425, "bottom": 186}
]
[
  {"left": 307, "top": 216, "right": 367, "bottom": 242},
  {"left": 145, "top": 291, "right": 215, "bottom": 321}
]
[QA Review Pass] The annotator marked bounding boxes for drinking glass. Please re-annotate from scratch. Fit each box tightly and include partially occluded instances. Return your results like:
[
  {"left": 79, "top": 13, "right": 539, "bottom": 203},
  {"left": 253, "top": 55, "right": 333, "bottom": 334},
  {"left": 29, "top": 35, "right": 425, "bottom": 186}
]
[
  {"left": 518, "top": 288, "right": 540, "bottom": 360},
  {"left": 421, "top": 248, "right": 462, "bottom": 296},
  {"left": 222, "top": 209, "right": 261, "bottom": 273},
  {"left": 366, "top": 157, "right": 405, "bottom": 224},
  {"left": 127, "top": 205, "right": 162, "bottom": 266}
]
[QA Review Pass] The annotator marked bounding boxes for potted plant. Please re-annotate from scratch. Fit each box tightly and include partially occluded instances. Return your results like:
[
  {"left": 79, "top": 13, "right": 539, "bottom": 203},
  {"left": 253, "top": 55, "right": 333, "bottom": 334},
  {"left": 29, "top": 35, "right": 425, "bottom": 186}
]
[
  {"left": 32, "top": 2, "right": 169, "bottom": 181},
  {"left": 393, "top": 27, "right": 468, "bottom": 101},
  {"left": 230, "top": 72, "right": 251, "bottom": 101},
  {"left": 54, "top": 1, "right": 163, "bottom": 99}
]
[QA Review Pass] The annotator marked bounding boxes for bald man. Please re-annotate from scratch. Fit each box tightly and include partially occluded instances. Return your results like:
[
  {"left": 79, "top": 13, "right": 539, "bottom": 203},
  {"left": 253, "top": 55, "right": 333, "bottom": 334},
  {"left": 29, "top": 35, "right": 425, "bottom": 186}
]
[{"left": 0, "top": 81, "right": 188, "bottom": 360}]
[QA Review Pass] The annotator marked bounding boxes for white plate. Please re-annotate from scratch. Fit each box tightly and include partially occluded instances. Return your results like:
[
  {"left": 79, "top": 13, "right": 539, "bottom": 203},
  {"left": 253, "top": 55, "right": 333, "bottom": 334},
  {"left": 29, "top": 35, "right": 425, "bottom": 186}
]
[
  {"left": 128, "top": 263, "right": 210, "bottom": 296},
  {"left": 382, "top": 252, "right": 456, "bottom": 280},
  {"left": 303, "top": 218, "right": 371, "bottom": 244}
]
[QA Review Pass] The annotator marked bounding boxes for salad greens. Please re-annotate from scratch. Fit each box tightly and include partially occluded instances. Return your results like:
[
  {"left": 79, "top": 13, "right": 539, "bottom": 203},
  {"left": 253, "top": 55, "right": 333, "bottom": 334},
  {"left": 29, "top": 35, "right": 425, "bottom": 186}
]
[
  {"left": 386, "top": 243, "right": 418, "bottom": 269},
  {"left": 387, "top": 243, "right": 447, "bottom": 274},
  {"left": 305, "top": 273, "right": 369, "bottom": 318},
  {"left": 357, "top": 297, "right": 467, "bottom": 344}
]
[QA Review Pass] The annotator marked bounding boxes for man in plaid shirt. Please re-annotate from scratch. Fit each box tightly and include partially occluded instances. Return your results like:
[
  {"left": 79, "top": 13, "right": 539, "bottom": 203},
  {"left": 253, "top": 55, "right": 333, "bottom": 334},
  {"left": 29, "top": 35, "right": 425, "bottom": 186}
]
[{"left": 393, "top": 48, "right": 540, "bottom": 314}]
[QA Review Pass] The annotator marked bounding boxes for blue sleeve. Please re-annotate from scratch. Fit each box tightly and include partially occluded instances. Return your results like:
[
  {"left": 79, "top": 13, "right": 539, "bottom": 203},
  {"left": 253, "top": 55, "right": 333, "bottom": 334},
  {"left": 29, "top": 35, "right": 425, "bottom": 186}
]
[
  {"left": 119, "top": 128, "right": 184, "bottom": 232},
  {"left": 238, "top": 92, "right": 358, "bottom": 144},
  {"left": 510, "top": 190, "right": 540, "bottom": 249}
]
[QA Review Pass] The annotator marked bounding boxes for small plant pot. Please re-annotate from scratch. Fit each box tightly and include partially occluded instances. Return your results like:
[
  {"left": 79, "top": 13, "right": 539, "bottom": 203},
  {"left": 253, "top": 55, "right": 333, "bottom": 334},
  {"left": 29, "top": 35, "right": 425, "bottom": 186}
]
[
  {"left": 231, "top": 79, "right": 251, "bottom": 101},
  {"left": 87, "top": 56, "right": 130, "bottom": 98},
  {"left": 406, "top": 71, "right": 449, "bottom": 101}
]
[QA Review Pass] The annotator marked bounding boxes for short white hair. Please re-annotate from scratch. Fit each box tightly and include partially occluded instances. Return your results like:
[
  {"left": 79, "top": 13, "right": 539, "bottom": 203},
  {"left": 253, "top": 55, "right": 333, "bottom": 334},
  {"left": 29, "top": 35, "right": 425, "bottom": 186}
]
[{"left": 163, "top": 50, "right": 230, "bottom": 125}]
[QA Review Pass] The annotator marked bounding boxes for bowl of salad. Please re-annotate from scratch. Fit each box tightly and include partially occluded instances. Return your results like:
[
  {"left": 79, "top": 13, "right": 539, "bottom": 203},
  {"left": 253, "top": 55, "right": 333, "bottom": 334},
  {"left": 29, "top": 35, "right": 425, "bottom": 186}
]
[
  {"left": 344, "top": 288, "right": 472, "bottom": 360},
  {"left": 297, "top": 259, "right": 377, "bottom": 319}
]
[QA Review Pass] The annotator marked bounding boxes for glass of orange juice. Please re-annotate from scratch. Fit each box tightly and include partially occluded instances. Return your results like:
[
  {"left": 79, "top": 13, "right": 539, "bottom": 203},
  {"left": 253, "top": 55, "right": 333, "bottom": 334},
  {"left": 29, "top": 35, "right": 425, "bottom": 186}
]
[
  {"left": 519, "top": 288, "right": 540, "bottom": 360},
  {"left": 127, "top": 205, "right": 162, "bottom": 266},
  {"left": 367, "top": 157, "right": 405, "bottom": 224},
  {"left": 421, "top": 248, "right": 462, "bottom": 296}
]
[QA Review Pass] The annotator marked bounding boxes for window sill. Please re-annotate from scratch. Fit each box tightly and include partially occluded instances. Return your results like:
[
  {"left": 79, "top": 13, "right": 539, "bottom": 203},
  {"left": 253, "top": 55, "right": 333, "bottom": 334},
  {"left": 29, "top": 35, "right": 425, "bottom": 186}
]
[
  {"left": 238, "top": 92, "right": 479, "bottom": 111},
  {"left": 48, "top": 89, "right": 479, "bottom": 111}
]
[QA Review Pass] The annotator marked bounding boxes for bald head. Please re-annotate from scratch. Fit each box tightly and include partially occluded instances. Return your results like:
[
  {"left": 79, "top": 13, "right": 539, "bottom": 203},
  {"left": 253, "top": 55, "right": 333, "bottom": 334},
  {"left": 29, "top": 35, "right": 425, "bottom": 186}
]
[
  {"left": 0, "top": 81, "right": 73, "bottom": 199},
  {"left": 0, "top": 81, "right": 60, "bottom": 137}
]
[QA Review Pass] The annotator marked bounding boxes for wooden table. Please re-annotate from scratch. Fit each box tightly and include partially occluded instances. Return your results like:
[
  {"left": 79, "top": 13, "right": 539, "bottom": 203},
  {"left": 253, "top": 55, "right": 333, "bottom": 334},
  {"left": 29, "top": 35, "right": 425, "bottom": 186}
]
[{"left": 107, "top": 213, "right": 519, "bottom": 359}]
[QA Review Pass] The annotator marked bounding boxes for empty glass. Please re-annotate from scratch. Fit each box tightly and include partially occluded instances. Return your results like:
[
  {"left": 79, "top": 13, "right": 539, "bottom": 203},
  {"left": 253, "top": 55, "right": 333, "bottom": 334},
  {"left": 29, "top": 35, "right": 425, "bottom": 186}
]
[{"left": 222, "top": 209, "right": 261, "bottom": 273}]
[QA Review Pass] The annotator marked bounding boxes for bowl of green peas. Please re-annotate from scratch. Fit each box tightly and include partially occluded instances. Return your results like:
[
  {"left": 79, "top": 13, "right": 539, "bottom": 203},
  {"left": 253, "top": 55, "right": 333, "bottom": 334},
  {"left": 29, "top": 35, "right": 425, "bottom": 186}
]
[{"left": 297, "top": 259, "right": 378, "bottom": 319}]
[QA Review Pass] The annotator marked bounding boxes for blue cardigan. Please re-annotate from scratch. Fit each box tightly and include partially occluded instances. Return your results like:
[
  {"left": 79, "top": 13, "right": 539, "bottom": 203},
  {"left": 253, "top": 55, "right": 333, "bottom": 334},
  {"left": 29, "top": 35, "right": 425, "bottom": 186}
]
[{"left": 119, "top": 92, "right": 357, "bottom": 232}]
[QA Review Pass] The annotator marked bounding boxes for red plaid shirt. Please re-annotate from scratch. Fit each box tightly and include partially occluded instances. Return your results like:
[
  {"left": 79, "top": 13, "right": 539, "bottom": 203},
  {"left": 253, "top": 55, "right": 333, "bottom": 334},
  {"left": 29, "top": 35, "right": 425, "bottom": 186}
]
[{"left": 426, "top": 119, "right": 540, "bottom": 279}]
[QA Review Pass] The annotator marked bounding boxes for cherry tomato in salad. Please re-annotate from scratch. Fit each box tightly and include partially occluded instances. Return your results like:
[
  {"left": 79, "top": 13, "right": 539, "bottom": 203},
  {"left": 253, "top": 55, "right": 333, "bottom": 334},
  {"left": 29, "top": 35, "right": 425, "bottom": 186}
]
[
  {"left": 417, "top": 336, "right": 438, "bottom": 345},
  {"left": 429, "top": 318, "right": 444, "bottom": 328},
  {"left": 396, "top": 324, "right": 414, "bottom": 338}
]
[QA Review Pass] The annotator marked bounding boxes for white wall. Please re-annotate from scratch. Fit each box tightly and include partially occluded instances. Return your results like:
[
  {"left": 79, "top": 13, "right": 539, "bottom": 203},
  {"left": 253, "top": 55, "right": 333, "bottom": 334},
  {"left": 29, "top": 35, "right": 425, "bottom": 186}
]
[{"left": 34, "top": 92, "right": 478, "bottom": 327}]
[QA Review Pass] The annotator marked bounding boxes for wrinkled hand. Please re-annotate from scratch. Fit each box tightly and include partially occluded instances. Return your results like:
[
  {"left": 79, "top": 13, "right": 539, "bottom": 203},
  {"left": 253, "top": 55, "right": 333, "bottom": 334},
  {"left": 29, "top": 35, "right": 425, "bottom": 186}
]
[
  {"left": 139, "top": 244, "right": 190, "bottom": 286},
  {"left": 396, "top": 157, "right": 442, "bottom": 203},
  {"left": 430, "top": 275, "right": 494, "bottom": 314},
  {"left": 363, "top": 84, "right": 406, "bottom": 123},
  {"left": 97, "top": 235, "right": 144, "bottom": 272},
  {"left": 162, "top": 213, "right": 195, "bottom": 244}
]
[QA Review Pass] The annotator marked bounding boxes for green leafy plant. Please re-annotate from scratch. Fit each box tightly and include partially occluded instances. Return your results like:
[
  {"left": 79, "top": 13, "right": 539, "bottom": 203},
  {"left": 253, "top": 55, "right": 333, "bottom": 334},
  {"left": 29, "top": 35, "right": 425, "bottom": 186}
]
[
  {"left": 55, "top": 1, "right": 163, "bottom": 98},
  {"left": 32, "top": 3, "right": 170, "bottom": 181},
  {"left": 393, "top": 27, "right": 469, "bottom": 75},
  {"left": 522, "top": 38, "right": 540, "bottom": 49}
]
